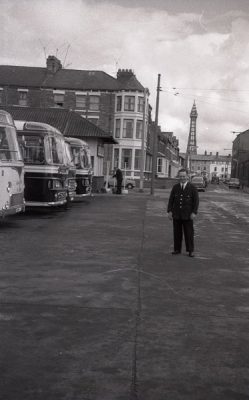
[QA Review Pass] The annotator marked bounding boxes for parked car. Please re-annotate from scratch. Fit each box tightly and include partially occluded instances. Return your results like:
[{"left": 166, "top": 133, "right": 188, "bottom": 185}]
[
  {"left": 191, "top": 176, "right": 206, "bottom": 192},
  {"left": 211, "top": 176, "right": 219, "bottom": 184},
  {"left": 105, "top": 177, "right": 136, "bottom": 189},
  {"left": 228, "top": 178, "right": 240, "bottom": 189}
]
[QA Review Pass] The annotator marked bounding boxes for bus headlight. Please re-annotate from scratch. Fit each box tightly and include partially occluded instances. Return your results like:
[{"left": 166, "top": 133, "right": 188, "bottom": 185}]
[
  {"left": 53, "top": 180, "right": 63, "bottom": 189},
  {"left": 4, "top": 201, "right": 10, "bottom": 210},
  {"left": 7, "top": 182, "right": 12, "bottom": 193},
  {"left": 68, "top": 179, "right": 77, "bottom": 190}
]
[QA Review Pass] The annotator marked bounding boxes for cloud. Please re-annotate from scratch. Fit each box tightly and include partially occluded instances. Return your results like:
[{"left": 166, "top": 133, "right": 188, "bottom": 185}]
[{"left": 1, "top": 0, "right": 249, "bottom": 153}]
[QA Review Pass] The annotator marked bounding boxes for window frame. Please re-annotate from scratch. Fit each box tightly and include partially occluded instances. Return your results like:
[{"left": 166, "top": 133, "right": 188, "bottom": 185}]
[
  {"left": 124, "top": 95, "right": 135, "bottom": 111},
  {"left": 115, "top": 119, "right": 121, "bottom": 138},
  {"left": 113, "top": 148, "right": 119, "bottom": 169},
  {"left": 76, "top": 94, "right": 87, "bottom": 109},
  {"left": 89, "top": 95, "right": 100, "bottom": 111},
  {"left": 116, "top": 96, "right": 122, "bottom": 112},
  {"left": 54, "top": 93, "right": 64, "bottom": 107},
  {"left": 123, "top": 119, "right": 134, "bottom": 138},
  {"left": 18, "top": 91, "right": 28, "bottom": 106},
  {"left": 134, "top": 149, "right": 141, "bottom": 170},
  {"left": 121, "top": 148, "right": 132, "bottom": 170},
  {"left": 136, "top": 120, "right": 143, "bottom": 139},
  {"left": 157, "top": 157, "right": 163, "bottom": 173},
  {"left": 138, "top": 96, "right": 144, "bottom": 112}
]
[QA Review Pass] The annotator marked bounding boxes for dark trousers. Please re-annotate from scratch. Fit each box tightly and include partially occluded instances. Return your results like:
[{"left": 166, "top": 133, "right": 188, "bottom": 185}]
[
  {"left": 173, "top": 219, "right": 194, "bottom": 253},
  {"left": 116, "top": 180, "right": 122, "bottom": 194}
]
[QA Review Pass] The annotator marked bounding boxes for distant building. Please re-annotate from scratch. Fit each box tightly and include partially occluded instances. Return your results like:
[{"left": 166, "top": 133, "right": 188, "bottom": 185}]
[
  {"left": 180, "top": 151, "right": 232, "bottom": 181},
  {"left": 181, "top": 101, "right": 232, "bottom": 180},
  {"left": 145, "top": 116, "right": 181, "bottom": 180},
  {"left": 157, "top": 131, "right": 180, "bottom": 178},
  {"left": 232, "top": 130, "right": 249, "bottom": 187}
]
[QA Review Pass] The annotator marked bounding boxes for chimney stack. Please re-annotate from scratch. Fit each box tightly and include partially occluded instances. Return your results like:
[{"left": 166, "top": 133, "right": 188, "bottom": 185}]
[
  {"left": 117, "top": 68, "right": 135, "bottom": 79},
  {"left": 46, "top": 55, "right": 62, "bottom": 73}
]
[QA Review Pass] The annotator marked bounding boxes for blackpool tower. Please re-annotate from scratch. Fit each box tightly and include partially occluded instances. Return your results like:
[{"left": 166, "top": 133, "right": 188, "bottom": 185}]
[{"left": 185, "top": 101, "right": 198, "bottom": 171}]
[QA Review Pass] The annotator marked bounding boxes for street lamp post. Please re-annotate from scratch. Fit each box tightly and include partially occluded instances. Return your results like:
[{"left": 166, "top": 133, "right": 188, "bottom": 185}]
[
  {"left": 139, "top": 88, "right": 147, "bottom": 192},
  {"left": 150, "top": 74, "right": 161, "bottom": 195}
]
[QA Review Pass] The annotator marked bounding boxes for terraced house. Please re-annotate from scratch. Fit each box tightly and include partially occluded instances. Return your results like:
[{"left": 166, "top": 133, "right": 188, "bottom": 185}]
[{"left": 0, "top": 56, "right": 150, "bottom": 180}]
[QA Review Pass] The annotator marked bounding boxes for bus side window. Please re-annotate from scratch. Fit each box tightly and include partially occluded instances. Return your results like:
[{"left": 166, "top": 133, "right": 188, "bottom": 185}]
[
  {"left": 51, "top": 137, "right": 60, "bottom": 164},
  {"left": 35, "top": 139, "right": 45, "bottom": 164},
  {"left": 0, "top": 128, "right": 9, "bottom": 160}
]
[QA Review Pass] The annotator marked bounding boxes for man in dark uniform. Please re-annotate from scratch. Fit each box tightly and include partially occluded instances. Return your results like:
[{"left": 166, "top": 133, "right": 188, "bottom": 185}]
[
  {"left": 167, "top": 168, "right": 199, "bottom": 257},
  {"left": 113, "top": 168, "right": 123, "bottom": 194}
]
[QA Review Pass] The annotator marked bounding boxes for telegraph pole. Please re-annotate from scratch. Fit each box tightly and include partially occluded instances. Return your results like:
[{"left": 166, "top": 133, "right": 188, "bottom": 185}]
[
  {"left": 150, "top": 74, "right": 161, "bottom": 195},
  {"left": 139, "top": 88, "right": 147, "bottom": 192}
]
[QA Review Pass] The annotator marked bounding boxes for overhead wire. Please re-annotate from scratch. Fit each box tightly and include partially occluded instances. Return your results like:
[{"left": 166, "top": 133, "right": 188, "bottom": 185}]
[
  {"left": 171, "top": 87, "right": 249, "bottom": 92},
  {"left": 161, "top": 88, "right": 249, "bottom": 116}
]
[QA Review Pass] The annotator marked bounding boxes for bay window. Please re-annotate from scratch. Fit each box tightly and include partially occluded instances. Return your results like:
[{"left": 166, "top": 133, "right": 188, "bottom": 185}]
[
  {"left": 115, "top": 119, "right": 121, "bottom": 138},
  {"left": 138, "top": 96, "right": 144, "bottom": 112},
  {"left": 124, "top": 96, "right": 135, "bottom": 111},
  {"left": 123, "top": 119, "right": 134, "bottom": 138},
  {"left": 134, "top": 149, "right": 141, "bottom": 170},
  {"left": 116, "top": 96, "right": 122, "bottom": 111},
  {"left": 136, "top": 120, "right": 143, "bottom": 139},
  {"left": 121, "top": 149, "right": 132, "bottom": 170},
  {"left": 114, "top": 148, "right": 119, "bottom": 169}
]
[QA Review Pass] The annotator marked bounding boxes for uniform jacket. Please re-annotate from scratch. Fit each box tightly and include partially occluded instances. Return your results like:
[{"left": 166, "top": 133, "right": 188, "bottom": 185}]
[{"left": 167, "top": 182, "right": 199, "bottom": 220}]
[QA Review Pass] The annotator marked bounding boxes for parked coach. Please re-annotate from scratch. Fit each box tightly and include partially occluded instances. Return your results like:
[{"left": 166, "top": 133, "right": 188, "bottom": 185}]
[
  {"left": 65, "top": 137, "right": 92, "bottom": 199},
  {"left": 15, "top": 120, "right": 71, "bottom": 208},
  {"left": 0, "top": 110, "right": 25, "bottom": 217}
]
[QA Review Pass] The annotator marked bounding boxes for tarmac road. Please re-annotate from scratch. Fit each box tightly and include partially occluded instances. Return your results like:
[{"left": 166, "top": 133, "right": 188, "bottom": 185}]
[{"left": 0, "top": 184, "right": 249, "bottom": 400}]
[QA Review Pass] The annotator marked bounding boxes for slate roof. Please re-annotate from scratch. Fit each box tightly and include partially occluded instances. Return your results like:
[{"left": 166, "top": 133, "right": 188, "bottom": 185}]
[
  {"left": 0, "top": 64, "right": 144, "bottom": 91},
  {"left": 117, "top": 73, "right": 144, "bottom": 91},
  {"left": 0, "top": 106, "right": 117, "bottom": 143}
]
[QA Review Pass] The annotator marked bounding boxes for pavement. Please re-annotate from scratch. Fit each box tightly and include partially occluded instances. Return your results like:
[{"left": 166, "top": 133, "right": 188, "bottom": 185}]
[{"left": 1, "top": 187, "right": 249, "bottom": 400}]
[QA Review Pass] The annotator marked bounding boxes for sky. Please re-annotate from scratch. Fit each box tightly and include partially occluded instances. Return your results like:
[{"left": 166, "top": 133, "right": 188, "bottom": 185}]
[{"left": 1, "top": 0, "right": 249, "bottom": 154}]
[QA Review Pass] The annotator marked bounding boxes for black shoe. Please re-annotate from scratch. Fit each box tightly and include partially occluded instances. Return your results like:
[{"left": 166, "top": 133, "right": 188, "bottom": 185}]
[
  {"left": 172, "top": 251, "right": 181, "bottom": 255},
  {"left": 188, "top": 252, "right": 194, "bottom": 257}
]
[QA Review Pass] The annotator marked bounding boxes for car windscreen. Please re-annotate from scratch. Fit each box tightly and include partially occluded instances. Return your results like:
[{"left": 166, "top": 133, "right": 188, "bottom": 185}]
[{"left": 192, "top": 178, "right": 203, "bottom": 183}]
